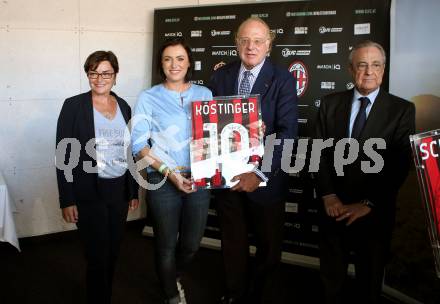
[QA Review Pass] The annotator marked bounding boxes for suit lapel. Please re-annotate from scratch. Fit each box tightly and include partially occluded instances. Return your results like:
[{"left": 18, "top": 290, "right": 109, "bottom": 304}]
[
  {"left": 83, "top": 90, "right": 95, "bottom": 140},
  {"left": 225, "top": 61, "right": 240, "bottom": 95},
  {"left": 251, "top": 59, "right": 273, "bottom": 97},
  {"left": 336, "top": 90, "right": 353, "bottom": 138},
  {"left": 361, "top": 89, "right": 390, "bottom": 139}
]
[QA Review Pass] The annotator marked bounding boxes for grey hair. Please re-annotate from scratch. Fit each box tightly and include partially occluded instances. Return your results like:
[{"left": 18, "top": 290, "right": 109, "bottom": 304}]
[
  {"left": 348, "top": 40, "right": 386, "bottom": 66},
  {"left": 235, "top": 16, "right": 275, "bottom": 51}
]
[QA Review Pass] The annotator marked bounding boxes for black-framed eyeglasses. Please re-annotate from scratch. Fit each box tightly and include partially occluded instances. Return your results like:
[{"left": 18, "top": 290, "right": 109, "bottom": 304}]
[
  {"left": 356, "top": 62, "right": 384, "bottom": 72},
  {"left": 87, "top": 72, "right": 115, "bottom": 79}
]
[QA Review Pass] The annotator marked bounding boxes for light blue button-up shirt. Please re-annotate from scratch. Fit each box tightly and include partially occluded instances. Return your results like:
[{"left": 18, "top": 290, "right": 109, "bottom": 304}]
[{"left": 131, "top": 83, "right": 212, "bottom": 173}]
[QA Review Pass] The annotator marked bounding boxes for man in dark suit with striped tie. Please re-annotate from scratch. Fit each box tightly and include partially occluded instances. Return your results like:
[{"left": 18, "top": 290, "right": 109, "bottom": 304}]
[
  {"left": 315, "top": 40, "right": 415, "bottom": 304},
  {"left": 209, "top": 17, "right": 298, "bottom": 304}
]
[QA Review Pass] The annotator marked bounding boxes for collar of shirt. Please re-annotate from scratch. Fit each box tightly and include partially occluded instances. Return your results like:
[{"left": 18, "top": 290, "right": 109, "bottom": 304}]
[
  {"left": 348, "top": 87, "right": 380, "bottom": 136},
  {"left": 352, "top": 87, "right": 380, "bottom": 109},
  {"left": 237, "top": 58, "right": 266, "bottom": 94}
]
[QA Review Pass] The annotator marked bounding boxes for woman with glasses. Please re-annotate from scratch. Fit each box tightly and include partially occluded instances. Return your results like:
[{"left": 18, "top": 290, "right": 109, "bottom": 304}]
[
  {"left": 56, "top": 50, "right": 139, "bottom": 304},
  {"left": 131, "top": 37, "right": 212, "bottom": 304}
]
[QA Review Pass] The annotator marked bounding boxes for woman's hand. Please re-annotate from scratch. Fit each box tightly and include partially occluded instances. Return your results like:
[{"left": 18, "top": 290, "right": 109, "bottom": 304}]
[
  {"left": 128, "top": 199, "right": 139, "bottom": 211},
  {"left": 62, "top": 205, "right": 78, "bottom": 223},
  {"left": 168, "top": 171, "right": 195, "bottom": 194}
]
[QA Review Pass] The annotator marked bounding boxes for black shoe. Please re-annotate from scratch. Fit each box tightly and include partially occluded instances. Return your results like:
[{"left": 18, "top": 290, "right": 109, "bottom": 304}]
[{"left": 219, "top": 295, "right": 245, "bottom": 304}]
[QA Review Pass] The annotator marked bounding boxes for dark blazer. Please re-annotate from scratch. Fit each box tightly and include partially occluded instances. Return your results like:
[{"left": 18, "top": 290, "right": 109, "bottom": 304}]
[
  {"left": 315, "top": 88, "right": 415, "bottom": 229},
  {"left": 209, "top": 59, "right": 298, "bottom": 204},
  {"left": 56, "top": 91, "right": 138, "bottom": 208}
]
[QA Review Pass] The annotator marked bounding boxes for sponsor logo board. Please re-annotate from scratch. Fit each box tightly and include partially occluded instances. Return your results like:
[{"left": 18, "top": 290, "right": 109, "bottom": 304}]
[
  {"left": 316, "top": 64, "right": 341, "bottom": 70},
  {"left": 282, "top": 48, "right": 311, "bottom": 57},
  {"left": 194, "top": 15, "right": 236, "bottom": 21},
  {"left": 191, "top": 30, "right": 202, "bottom": 37},
  {"left": 354, "top": 23, "right": 371, "bottom": 35},
  {"left": 322, "top": 42, "right": 338, "bottom": 54},
  {"left": 286, "top": 10, "right": 337, "bottom": 17},
  {"left": 294, "top": 26, "right": 308, "bottom": 34},
  {"left": 211, "top": 30, "right": 231, "bottom": 37},
  {"left": 321, "top": 81, "right": 335, "bottom": 90},
  {"left": 165, "top": 18, "right": 180, "bottom": 23},
  {"left": 318, "top": 26, "right": 343, "bottom": 34},
  {"left": 212, "top": 49, "right": 237, "bottom": 56},
  {"left": 191, "top": 48, "right": 205, "bottom": 53},
  {"left": 164, "top": 32, "right": 182, "bottom": 37}
]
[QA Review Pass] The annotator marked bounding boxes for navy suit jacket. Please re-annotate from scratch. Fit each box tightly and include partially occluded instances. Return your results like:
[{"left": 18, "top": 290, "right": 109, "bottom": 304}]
[
  {"left": 209, "top": 59, "right": 298, "bottom": 204},
  {"left": 56, "top": 91, "right": 138, "bottom": 208},
  {"left": 315, "top": 88, "right": 415, "bottom": 230}
]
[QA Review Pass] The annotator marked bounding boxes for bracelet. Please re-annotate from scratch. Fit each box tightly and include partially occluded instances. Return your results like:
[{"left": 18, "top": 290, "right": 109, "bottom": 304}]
[
  {"left": 165, "top": 168, "right": 174, "bottom": 177},
  {"left": 158, "top": 163, "right": 168, "bottom": 175}
]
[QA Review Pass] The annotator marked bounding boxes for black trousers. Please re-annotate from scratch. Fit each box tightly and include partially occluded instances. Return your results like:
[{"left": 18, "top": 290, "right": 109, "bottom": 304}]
[
  {"left": 76, "top": 175, "right": 129, "bottom": 304},
  {"left": 319, "top": 216, "right": 391, "bottom": 304},
  {"left": 215, "top": 190, "right": 285, "bottom": 303}
]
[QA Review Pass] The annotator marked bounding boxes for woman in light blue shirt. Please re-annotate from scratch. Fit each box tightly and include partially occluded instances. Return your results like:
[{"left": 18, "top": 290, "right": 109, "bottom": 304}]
[{"left": 131, "top": 38, "right": 212, "bottom": 304}]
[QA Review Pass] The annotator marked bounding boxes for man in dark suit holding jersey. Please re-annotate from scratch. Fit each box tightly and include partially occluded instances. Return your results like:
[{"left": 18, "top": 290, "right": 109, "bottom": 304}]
[
  {"left": 209, "top": 17, "right": 298, "bottom": 303},
  {"left": 315, "top": 40, "right": 415, "bottom": 304}
]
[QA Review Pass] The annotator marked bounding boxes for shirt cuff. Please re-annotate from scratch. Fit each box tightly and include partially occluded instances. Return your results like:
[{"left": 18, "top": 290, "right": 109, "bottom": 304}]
[{"left": 252, "top": 167, "right": 269, "bottom": 183}]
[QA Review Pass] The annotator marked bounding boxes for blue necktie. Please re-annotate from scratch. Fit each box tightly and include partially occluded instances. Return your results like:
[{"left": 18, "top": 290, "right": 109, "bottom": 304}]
[
  {"left": 351, "top": 97, "right": 370, "bottom": 139},
  {"left": 239, "top": 70, "right": 251, "bottom": 96}
]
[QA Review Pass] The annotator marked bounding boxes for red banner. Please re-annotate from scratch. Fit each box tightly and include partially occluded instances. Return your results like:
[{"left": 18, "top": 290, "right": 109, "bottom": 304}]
[{"left": 411, "top": 129, "right": 440, "bottom": 277}]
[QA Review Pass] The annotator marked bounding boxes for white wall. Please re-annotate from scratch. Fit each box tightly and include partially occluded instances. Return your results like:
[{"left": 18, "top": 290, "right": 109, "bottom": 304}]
[
  {"left": 390, "top": 0, "right": 440, "bottom": 134},
  {"left": 0, "top": 0, "right": 241, "bottom": 237},
  {"left": 390, "top": 0, "right": 440, "bottom": 99}
]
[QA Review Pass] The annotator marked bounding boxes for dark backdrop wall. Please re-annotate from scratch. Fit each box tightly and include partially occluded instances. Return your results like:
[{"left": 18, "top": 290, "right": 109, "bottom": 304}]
[{"left": 149, "top": 0, "right": 391, "bottom": 258}]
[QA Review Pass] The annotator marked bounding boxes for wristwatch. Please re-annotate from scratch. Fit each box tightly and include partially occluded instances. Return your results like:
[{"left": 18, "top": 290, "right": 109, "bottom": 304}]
[{"left": 362, "top": 199, "right": 375, "bottom": 209}]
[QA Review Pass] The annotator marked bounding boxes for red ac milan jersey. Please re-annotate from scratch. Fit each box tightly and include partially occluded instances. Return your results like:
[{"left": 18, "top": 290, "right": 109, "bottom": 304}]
[{"left": 191, "top": 95, "right": 263, "bottom": 189}]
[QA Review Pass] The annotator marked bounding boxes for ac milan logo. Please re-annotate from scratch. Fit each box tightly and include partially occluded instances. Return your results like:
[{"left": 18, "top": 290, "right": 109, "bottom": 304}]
[{"left": 289, "top": 61, "right": 308, "bottom": 97}]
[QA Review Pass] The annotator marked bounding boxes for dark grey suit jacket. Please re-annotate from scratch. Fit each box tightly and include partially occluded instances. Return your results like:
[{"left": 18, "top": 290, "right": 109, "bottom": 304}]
[{"left": 315, "top": 88, "right": 415, "bottom": 229}]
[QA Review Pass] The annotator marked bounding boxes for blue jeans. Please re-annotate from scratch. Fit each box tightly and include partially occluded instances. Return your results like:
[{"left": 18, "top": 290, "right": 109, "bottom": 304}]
[{"left": 147, "top": 172, "right": 210, "bottom": 301}]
